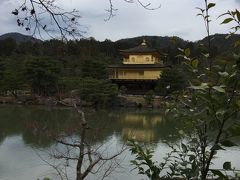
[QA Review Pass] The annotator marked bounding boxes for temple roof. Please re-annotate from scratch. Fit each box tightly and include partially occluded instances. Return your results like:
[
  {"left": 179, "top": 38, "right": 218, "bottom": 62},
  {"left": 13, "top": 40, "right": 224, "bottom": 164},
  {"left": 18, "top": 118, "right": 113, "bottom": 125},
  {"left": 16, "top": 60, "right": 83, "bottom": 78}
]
[{"left": 120, "top": 39, "right": 158, "bottom": 54}]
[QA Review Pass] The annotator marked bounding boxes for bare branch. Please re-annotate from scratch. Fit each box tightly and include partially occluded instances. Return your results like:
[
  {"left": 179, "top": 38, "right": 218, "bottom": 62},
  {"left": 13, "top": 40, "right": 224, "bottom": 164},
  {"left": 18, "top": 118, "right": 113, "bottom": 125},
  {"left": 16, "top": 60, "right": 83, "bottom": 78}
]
[
  {"left": 34, "top": 98, "right": 125, "bottom": 180},
  {"left": 12, "top": 0, "right": 84, "bottom": 40},
  {"left": 105, "top": 0, "right": 161, "bottom": 21},
  {"left": 13, "top": 0, "right": 160, "bottom": 39}
]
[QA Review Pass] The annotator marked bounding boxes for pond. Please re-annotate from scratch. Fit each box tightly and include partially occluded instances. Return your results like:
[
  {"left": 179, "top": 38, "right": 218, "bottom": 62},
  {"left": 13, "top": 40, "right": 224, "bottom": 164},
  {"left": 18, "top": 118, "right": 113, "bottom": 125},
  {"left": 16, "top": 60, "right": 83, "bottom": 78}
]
[{"left": 0, "top": 105, "right": 239, "bottom": 180}]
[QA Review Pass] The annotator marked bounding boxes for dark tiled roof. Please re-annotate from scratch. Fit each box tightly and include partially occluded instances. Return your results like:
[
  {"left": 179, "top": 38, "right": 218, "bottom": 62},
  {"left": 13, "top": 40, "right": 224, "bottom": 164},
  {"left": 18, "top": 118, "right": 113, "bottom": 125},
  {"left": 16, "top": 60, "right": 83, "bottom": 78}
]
[
  {"left": 120, "top": 40, "right": 158, "bottom": 54},
  {"left": 120, "top": 45, "right": 157, "bottom": 53},
  {"left": 108, "top": 64, "right": 170, "bottom": 68}
]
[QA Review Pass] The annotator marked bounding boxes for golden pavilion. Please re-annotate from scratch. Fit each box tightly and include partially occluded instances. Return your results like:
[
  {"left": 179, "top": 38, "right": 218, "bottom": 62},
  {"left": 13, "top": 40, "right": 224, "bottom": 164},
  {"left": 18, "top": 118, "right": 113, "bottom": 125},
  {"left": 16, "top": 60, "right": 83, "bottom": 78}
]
[{"left": 108, "top": 40, "right": 168, "bottom": 94}]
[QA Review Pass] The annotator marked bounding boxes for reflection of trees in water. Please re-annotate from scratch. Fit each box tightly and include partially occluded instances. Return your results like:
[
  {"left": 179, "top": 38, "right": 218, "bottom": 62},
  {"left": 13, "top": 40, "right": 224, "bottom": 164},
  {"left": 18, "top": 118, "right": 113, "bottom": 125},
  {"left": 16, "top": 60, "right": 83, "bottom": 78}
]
[
  {"left": 0, "top": 106, "right": 186, "bottom": 148},
  {"left": 0, "top": 133, "right": 4, "bottom": 145},
  {"left": 0, "top": 106, "right": 78, "bottom": 147},
  {"left": 0, "top": 105, "right": 31, "bottom": 145}
]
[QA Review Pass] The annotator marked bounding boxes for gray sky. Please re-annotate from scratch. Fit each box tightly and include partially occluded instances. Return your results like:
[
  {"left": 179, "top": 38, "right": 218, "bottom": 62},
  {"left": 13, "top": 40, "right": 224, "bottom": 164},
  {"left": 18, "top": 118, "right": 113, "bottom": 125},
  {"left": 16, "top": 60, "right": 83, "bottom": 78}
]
[{"left": 0, "top": 0, "right": 239, "bottom": 41}]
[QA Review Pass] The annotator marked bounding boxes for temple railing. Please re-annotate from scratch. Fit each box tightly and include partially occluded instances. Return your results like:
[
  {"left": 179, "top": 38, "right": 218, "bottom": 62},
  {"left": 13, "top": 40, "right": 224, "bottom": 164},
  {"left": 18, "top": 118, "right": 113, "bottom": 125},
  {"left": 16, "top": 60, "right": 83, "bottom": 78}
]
[{"left": 109, "top": 75, "right": 159, "bottom": 80}]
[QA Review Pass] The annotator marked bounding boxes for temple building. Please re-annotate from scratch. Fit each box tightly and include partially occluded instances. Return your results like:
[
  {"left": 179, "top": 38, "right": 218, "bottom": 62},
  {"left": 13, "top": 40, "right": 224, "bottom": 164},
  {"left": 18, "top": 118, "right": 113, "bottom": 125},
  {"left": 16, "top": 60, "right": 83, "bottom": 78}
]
[{"left": 109, "top": 40, "right": 168, "bottom": 94}]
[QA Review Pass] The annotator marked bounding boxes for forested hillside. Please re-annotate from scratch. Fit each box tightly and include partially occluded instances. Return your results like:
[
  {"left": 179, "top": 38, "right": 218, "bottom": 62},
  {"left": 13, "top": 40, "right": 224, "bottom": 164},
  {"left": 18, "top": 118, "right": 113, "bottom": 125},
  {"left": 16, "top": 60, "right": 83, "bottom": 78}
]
[{"left": 0, "top": 33, "right": 239, "bottom": 105}]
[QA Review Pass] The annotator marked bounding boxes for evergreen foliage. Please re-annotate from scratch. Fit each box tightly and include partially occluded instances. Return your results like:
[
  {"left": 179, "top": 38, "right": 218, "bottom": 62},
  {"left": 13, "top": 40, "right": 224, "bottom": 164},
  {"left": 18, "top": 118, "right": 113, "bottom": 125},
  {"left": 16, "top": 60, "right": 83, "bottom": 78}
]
[
  {"left": 0, "top": 33, "right": 239, "bottom": 106},
  {"left": 155, "top": 66, "right": 187, "bottom": 95}
]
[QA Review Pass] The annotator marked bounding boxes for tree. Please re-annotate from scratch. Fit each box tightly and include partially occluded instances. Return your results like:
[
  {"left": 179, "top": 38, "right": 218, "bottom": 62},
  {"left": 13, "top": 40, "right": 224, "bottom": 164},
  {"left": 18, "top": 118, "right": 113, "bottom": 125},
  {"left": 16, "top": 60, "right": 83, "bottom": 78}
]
[
  {"left": 129, "top": 2, "right": 240, "bottom": 180},
  {"left": 0, "top": 38, "right": 17, "bottom": 56},
  {"left": 41, "top": 40, "right": 66, "bottom": 56},
  {"left": 77, "top": 78, "right": 118, "bottom": 107},
  {"left": 155, "top": 66, "right": 187, "bottom": 95},
  {"left": 0, "top": 56, "right": 25, "bottom": 97},
  {"left": 81, "top": 57, "right": 108, "bottom": 80},
  {"left": 24, "top": 57, "right": 61, "bottom": 96}
]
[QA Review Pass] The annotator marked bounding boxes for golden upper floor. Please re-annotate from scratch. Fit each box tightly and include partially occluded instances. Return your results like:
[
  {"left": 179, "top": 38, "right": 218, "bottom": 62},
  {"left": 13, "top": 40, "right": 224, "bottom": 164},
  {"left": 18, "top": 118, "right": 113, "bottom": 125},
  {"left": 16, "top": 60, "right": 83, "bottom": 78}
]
[
  {"left": 120, "top": 39, "right": 162, "bottom": 65},
  {"left": 123, "top": 55, "right": 161, "bottom": 64}
]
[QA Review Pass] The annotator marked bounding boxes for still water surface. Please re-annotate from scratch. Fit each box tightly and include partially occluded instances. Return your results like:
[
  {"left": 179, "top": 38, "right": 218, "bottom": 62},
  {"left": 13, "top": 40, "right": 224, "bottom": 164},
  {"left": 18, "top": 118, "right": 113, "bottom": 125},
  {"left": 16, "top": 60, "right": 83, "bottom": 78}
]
[{"left": 0, "top": 105, "right": 239, "bottom": 180}]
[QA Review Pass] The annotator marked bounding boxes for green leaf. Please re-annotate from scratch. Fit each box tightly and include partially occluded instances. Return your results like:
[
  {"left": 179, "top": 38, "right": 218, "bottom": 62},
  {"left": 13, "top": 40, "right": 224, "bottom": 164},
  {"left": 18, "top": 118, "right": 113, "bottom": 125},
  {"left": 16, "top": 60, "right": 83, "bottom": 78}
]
[
  {"left": 205, "top": 15, "right": 210, "bottom": 20},
  {"left": 221, "top": 18, "right": 233, "bottom": 24},
  {"left": 191, "top": 161, "right": 198, "bottom": 173},
  {"left": 216, "top": 109, "right": 226, "bottom": 118},
  {"left": 211, "top": 169, "right": 226, "bottom": 178},
  {"left": 225, "top": 34, "right": 231, "bottom": 39},
  {"left": 178, "top": 48, "right": 184, "bottom": 52},
  {"left": 220, "top": 140, "right": 237, "bottom": 147},
  {"left": 234, "top": 40, "right": 240, "bottom": 48},
  {"left": 212, "top": 86, "right": 225, "bottom": 93},
  {"left": 202, "top": 53, "right": 210, "bottom": 58},
  {"left": 189, "top": 83, "right": 209, "bottom": 90},
  {"left": 236, "top": 10, "right": 240, "bottom": 22},
  {"left": 175, "top": 54, "right": 184, "bottom": 58},
  {"left": 207, "top": 3, "right": 216, "bottom": 9},
  {"left": 183, "top": 56, "right": 191, "bottom": 61},
  {"left": 196, "top": 13, "right": 203, "bottom": 17},
  {"left": 191, "top": 59, "right": 199, "bottom": 68},
  {"left": 184, "top": 48, "right": 190, "bottom": 57},
  {"left": 182, "top": 143, "right": 187, "bottom": 153},
  {"left": 218, "top": 11, "right": 231, "bottom": 18},
  {"left": 180, "top": 161, "right": 187, "bottom": 166},
  {"left": 189, "top": 155, "right": 195, "bottom": 162},
  {"left": 223, "top": 161, "right": 231, "bottom": 170},
  {"left": 178, "top": 130, "right": 185, "bottom": 135},
  {"left": 218, "top": 71, "right": 229, "bottom": 77},
  {"left": 196, "top": 7, "right": 205, "bottom": 13},
  {"left": 165, "top": 108, "right": 170, "bottom": 114}
]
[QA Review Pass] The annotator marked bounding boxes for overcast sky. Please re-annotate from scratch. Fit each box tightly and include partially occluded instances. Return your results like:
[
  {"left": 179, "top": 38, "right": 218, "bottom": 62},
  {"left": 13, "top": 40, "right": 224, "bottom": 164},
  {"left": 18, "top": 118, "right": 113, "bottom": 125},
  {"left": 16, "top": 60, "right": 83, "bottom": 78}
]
[{"left": 0, "top": 0, "right": 239, "bottom": 41}]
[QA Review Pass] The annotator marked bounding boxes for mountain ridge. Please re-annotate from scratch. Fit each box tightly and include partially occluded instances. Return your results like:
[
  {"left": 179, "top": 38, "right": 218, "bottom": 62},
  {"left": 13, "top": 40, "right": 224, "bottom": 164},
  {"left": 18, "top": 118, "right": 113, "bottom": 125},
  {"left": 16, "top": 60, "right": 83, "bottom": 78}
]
[
  {"left": 0, "top": 32, "right": 239, "bottom": 57},
  {"left": 0, "top": 32, "right": 41, "bottom": 43}
]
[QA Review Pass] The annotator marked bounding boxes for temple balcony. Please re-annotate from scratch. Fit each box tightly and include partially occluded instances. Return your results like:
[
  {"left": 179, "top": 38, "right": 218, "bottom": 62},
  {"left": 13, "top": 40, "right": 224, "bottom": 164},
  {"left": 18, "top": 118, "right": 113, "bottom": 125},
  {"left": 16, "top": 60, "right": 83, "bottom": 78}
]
[{"left": 109, "top": 74, "right": 160, "bottom": 80}]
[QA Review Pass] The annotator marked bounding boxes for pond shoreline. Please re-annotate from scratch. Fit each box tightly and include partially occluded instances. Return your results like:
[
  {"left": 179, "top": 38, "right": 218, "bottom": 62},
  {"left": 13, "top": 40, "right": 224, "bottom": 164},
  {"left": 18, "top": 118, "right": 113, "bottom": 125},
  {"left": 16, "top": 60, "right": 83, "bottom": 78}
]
[{"left": 0, "top": 94, "right": 168, "bottom": 108}]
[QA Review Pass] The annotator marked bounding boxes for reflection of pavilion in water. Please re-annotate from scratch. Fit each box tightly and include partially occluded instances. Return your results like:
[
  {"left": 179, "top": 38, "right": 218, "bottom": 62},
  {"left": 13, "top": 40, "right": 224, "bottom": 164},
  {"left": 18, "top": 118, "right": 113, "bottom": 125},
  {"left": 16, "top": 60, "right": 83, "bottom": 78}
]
[{"left": 120, "top": 113, "right": 164, "bottom": 142}]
